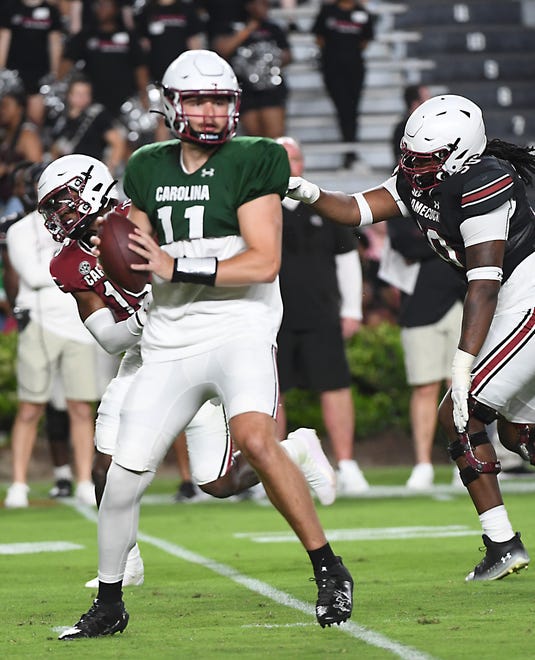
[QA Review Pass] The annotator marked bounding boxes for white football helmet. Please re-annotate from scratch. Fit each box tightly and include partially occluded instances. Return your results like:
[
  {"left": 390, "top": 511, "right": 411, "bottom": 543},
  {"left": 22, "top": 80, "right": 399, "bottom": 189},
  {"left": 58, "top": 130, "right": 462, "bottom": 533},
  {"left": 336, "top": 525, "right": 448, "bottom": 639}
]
[
  {"left": 160, "top": 49, "right": 241, "bottom": 145},
  {"left": 37, "top": 155, "right": 118, "bottom": 242},
  {"left": 400, "top": 94, "right": 487, "bottom": 191}
]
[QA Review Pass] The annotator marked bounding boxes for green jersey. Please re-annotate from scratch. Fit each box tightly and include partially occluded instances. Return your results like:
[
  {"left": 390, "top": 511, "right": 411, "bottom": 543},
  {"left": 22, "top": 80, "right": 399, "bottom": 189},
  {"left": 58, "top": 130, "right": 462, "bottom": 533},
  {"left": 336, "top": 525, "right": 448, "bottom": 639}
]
[
  {"left": 123, "top": 136, "right": 290, "bottom": 361},
  {"left": 124, "top": 136, "right": 289, "bottom": 244}
]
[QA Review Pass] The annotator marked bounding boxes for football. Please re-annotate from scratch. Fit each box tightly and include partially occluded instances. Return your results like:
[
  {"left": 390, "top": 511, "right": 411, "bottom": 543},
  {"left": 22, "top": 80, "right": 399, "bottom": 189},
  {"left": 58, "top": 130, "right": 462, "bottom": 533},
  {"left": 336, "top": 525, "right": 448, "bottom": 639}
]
[{"left": 97, "top": 210, "right": 150, "bottom": 293}]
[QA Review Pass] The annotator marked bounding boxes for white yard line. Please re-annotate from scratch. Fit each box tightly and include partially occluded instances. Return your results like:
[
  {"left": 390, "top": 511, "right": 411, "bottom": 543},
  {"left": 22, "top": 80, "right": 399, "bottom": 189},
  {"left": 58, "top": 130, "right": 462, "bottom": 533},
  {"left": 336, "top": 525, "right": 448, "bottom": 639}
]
[{"left": 70, "top": 502, "right": 438, "bottom": 660}]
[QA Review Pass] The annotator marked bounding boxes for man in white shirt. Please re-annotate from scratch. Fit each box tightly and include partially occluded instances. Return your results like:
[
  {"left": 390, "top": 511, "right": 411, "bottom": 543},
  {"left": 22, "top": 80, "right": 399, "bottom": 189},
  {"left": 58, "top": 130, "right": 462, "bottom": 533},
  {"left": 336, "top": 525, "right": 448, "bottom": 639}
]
[{"left": 4, "top": 207, "right": 101, "bottom": 508}]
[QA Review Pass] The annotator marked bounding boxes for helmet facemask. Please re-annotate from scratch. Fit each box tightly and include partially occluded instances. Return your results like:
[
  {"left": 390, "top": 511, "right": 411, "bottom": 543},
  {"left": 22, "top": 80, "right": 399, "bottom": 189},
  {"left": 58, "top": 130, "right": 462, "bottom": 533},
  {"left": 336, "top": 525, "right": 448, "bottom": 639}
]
[
  {"left": 400, "top": 142, "right": 459, "bottom": 191},
  {"left": 38, "top": 167, "right": 116, "bottom": 242},
  {"left": 161, "top": 87, "right": 241, "bottom": 146}
]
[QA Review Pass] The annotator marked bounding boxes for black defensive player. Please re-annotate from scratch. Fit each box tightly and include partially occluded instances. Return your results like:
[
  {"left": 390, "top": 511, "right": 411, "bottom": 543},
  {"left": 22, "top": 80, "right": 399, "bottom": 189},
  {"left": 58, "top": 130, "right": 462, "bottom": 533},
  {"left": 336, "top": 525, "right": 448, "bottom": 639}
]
[{"left": 288, "top": 93, "right": 535, "bottom": 582}]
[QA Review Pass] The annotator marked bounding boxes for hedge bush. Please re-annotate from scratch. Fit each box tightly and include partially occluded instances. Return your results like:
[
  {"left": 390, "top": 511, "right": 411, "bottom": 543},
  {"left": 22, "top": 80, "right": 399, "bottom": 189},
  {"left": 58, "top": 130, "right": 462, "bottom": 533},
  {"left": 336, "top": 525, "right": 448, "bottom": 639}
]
[
  {"left": 0, "top": 330, "right": 17, "bottom": 430},
  {"left": 0, "top": 323, "right": 412, "bottom": 440},
  {"left": 284, "top": 322, "right": 411, "bottom": 439}
]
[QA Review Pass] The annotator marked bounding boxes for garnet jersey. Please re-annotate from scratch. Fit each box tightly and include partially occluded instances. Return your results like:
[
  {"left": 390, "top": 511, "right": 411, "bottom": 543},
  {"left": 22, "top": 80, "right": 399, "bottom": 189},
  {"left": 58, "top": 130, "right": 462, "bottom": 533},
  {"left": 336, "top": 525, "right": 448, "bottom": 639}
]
[
  {"left": 395, "top": 155, "right": 535, "bottom": 283},
  {"left": 49, "top": 200, "right": 148, "bottom": 321}
]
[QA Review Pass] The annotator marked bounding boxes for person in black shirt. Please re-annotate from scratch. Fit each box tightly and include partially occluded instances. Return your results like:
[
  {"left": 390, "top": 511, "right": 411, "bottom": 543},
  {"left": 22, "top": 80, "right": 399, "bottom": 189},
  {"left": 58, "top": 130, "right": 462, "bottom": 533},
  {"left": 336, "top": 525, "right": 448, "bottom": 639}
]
[
  {"left": 312, "top": 0, "right": 374, "bottom": 169},
  {"left": 213, "top": 0, "right": 292, "bottom": 139},
  {"left": 276, "top": 136, "right": 370, "bottom": 496},
  {"left": 0, "top": 0, "right": 63, "bottom": 126},
  {"left": 134, "top": 0, "right": 204, "bottom": 84},
  {"left": 60, "top": 0, "right": 150, "bottom": 119},
  {"left": 49, "top": 73, "right": 126, "bottom": 177}
]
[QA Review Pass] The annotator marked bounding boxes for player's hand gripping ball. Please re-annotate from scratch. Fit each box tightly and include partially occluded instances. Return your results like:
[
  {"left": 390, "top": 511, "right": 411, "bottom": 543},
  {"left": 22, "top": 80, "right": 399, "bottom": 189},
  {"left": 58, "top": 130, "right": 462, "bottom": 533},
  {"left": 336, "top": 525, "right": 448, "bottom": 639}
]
[{"left": 97, "top": 210, "right": 150, "bottom": 293}]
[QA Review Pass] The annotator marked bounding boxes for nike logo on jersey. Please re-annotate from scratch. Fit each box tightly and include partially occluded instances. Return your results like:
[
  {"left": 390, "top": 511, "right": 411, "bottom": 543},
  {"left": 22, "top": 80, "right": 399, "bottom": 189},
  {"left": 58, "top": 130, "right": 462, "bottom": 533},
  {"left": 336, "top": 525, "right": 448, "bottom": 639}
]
[{"left": 155, "top": 185, "right": 210, "bottom": 202}]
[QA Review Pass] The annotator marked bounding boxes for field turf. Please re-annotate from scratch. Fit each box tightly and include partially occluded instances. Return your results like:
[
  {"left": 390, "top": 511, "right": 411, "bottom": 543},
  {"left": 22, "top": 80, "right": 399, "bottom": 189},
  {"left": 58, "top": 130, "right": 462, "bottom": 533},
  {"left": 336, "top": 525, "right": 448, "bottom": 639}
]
[{"left": 2, "top": 466, "right": 534, "bottom": 659}]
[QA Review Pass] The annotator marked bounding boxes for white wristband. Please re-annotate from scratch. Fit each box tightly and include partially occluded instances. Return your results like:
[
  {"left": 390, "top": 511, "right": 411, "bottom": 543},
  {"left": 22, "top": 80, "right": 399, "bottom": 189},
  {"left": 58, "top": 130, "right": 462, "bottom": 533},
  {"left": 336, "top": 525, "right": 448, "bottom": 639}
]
[
  {"left": 353, "top": 192, "right": 373, "bottom": 226},
  {"left": 451, "top": 348, "right": 476, "bottom": 380}
]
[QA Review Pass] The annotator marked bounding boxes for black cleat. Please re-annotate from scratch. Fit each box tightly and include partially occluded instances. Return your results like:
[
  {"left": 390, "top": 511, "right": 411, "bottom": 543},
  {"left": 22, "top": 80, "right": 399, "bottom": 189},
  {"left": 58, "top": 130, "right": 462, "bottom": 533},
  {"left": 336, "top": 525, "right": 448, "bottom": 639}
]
[
  {"left": 312, "top": 557, "right": 353, "bottom": 628},
  {"left": 58, "top": 599, "right": 129, "bottom": 640},
  {"left": 465, "top": 532, "right": 530, "bottom": 581},
  {"left": 49, "top": 479, "right": 73, "bottom": 498}
]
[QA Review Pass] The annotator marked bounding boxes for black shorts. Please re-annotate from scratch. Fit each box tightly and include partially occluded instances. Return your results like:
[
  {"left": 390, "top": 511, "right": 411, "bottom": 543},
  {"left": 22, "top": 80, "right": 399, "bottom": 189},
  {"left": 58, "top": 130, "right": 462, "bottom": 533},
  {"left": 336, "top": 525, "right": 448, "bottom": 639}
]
[
  {"left": 239, "top": 85, "right": 288, "bottom": 113},
  {"left": 277, "top": 325, "right": 352, "bottom": 393}
]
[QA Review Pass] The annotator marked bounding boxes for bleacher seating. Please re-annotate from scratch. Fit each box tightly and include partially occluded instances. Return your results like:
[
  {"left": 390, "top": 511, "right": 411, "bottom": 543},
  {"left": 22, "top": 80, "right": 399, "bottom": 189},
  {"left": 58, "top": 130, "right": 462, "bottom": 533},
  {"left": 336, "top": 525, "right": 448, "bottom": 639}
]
[
  {"left": 393, "top": 0, "right": 535, "bottom": 148},
  {"left": 272, "top": 0, "right": 535, "bottom": 193}
]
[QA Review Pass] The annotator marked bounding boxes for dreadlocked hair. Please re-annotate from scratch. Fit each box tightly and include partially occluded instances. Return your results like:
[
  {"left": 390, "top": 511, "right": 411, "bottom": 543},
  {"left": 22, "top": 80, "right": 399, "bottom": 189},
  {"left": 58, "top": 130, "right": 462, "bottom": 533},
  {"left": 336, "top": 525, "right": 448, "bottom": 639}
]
[{"left": 484, "top": 139, "right": 535, "bottom": 186}]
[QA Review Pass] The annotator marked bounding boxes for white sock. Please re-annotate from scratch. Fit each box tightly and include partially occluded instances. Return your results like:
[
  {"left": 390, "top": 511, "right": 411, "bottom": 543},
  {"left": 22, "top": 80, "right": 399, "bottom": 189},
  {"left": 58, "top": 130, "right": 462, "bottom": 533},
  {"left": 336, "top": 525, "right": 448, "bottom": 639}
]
[
  {"left": 479, "top": 505, "right": 515, "bottom": 542},
  {"left": 54, "top": 464, "right": 73, "bottom": 481}
]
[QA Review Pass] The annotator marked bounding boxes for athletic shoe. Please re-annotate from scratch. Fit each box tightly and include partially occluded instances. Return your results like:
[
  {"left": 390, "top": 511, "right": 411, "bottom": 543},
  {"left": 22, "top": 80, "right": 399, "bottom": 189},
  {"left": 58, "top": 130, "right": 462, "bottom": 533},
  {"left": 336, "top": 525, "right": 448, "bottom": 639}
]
[
  {"left": 58, "top": 598, "right": 129, "bottom": 640},
  {"left": 75, "top": 480, "right": 96, "bottom": 506},
  {"left": 287, "top": 428, "right": 337, "bottom": 506},
  {"left": 313, "top": 557, "right": 354, "bottom": 628},
  {"left": 336, "top": 459, "right": 370, "bottom": 497},
  {"left": 85, "top": 547, "right": 145, "bottom": 588},
  {"left": 406, "top": 463, "right": 434, "bottom": 490},
  {"left": 465, "top": 532, "right": 530, "bottom": 581},
  {"left": 4, "top": 482, "right": 29, "bottom": 509},
  {"left": 49, "top": 479, "right": 73, "bottom": 498}
]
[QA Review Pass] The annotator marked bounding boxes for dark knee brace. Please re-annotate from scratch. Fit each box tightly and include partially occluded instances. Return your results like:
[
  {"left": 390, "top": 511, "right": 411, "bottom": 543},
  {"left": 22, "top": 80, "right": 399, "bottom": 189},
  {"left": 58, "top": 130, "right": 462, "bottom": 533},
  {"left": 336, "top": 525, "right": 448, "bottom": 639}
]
[{"left": 448, "top": 430, "right": 501, "bottom": 486}]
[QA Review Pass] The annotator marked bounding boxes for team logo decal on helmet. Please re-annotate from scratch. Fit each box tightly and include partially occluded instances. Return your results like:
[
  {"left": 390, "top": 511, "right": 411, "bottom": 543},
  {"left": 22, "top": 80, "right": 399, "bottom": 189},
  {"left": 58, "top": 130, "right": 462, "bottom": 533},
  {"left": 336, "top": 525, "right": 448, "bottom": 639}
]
[
  {"left": 399, "top": 94, "right": 487, "bottom": 191},
  {"left": 37, "top": 155, "right": 118, "bottom": 242},
  {"left": 160, "top": 49, "right": 241, "bottom": 146}
]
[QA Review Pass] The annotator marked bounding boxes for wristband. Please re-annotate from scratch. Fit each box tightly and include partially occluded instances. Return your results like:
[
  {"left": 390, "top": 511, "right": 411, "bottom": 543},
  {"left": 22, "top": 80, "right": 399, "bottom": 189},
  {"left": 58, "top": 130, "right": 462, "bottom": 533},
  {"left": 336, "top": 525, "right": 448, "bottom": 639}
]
[{"left": 172, "top": 257, "right": 218, "bottom": 286}]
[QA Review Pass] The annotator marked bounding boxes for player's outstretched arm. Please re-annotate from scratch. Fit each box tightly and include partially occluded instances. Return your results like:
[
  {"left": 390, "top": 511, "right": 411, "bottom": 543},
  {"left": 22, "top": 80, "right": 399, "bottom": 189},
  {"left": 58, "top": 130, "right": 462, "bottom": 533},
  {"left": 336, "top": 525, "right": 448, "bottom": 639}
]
[{"left": 287, "top": 177, "right": 402, "bottom": 227}]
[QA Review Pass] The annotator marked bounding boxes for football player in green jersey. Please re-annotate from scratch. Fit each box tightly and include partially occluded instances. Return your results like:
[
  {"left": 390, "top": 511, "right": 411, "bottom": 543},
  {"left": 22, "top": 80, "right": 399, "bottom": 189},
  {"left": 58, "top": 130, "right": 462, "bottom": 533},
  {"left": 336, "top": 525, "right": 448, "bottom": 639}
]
[{"left": 59, "top": 50, "right": 353, "bottom": 640}]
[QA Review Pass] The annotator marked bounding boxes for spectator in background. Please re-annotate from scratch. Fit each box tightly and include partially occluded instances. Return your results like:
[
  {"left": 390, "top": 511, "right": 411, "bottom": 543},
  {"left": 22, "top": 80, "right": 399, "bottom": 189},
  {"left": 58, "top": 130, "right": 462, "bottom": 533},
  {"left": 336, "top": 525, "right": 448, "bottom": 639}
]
[
  {"left": 276, "top": 136, "right": 369, "bottom": 496},
  {"left": 0, "top": 87, "right": 43, "bottom": 217},
  {"left": 60, "top": 0, "right": 150, "bottom": 120},
  {"left": 3, "top": 195, "right": 100, "bottom": 509},
  {"left": 199, "top": 0, "right": 245, "bottom": 47},
  {"left": 67, "top": 0, "right": 136, "bottom": 33},
  {"left": 312, "top": 0, "right": 374, "bottom": 169},
  {"left": 48, "top": 73, "right": 127, "bottom": 178},
  {"left": 213, "top": 0, "right": 291, "bottom": 138},
  {"left": 0, "top": 0, "right": 63, "bottom": 126},
  {"left": 134, "top": 0, "right": 205, "bottom": 84}
]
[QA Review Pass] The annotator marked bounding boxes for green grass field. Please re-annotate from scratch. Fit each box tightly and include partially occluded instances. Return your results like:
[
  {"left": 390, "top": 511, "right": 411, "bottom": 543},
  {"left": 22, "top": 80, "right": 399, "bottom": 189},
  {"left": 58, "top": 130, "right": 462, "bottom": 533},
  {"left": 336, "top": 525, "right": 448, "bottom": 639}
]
[{"left": 2, "top": 467, "right": 535, "bottom": 659}]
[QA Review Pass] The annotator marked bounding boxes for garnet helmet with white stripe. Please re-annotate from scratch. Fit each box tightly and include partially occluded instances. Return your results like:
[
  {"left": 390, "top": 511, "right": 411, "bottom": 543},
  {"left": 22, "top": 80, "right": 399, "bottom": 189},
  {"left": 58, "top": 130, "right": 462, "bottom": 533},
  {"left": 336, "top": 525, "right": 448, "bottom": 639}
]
[
  {"left": 400, "top": 94, "right": 487, "bottom": 191},
  {"left": 160, "top": 49, "right": 241, "bottom": 145}
]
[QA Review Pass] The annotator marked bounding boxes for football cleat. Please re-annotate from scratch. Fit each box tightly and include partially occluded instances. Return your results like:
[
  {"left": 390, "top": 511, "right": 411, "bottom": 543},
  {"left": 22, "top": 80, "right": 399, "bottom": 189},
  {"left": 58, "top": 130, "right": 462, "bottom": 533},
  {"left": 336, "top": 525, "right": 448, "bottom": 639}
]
[
  {"left": 465, "top": 532, "right": 530, "bottom": 581},
  {"left": 58, "top": 599, "right": 129, "bottom": 640},
  {"left": 286, "top": 428, "right": 337, "bottom": 506},
  {"left": 49, "top": 479, "right": 73, "bottom": 498},
  {"left": 312, "top": 557, "right": 354, "bottom": 628}
]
